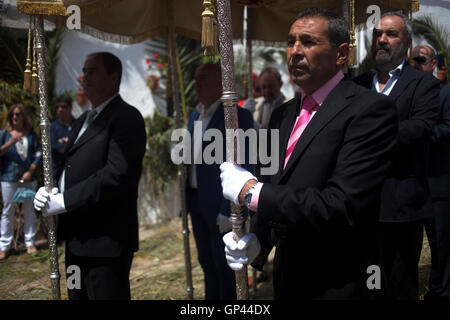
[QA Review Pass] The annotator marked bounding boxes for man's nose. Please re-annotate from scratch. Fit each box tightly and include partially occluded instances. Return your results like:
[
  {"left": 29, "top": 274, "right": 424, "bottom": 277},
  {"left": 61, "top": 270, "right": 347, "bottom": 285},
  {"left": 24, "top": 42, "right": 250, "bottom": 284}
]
[
  {"left": 378, "top": 33, "right": 388, "bottom": 44},
  {"left": 292, "top": 41, "right": 305, "bottom": 55}
]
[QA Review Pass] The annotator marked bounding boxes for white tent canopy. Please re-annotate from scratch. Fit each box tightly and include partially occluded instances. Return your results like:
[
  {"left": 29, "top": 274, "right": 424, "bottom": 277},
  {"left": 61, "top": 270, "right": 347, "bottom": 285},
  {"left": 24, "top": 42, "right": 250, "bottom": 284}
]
[{"left": 55, "top": 30, "right": 165, "bottom": 119}]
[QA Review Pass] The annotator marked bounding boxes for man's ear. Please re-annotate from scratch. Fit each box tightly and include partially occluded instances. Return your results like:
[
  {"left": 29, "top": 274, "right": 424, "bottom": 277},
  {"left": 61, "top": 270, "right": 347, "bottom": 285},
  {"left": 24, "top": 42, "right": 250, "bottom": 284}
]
[
  {"left": 278, "top": 79, "right": 283, "bottom": 89},
  {"left": 431, "top": 58, "right": 438, "bottom": 71},
  {"left": 407, "top": 38, "right": 412, "bottom": 50},
  {"left": 336, "top": 42, "right": 349, "bottom": 67},
  {"left": 111, "top": 72, "right": 119, "bottom": 86}
]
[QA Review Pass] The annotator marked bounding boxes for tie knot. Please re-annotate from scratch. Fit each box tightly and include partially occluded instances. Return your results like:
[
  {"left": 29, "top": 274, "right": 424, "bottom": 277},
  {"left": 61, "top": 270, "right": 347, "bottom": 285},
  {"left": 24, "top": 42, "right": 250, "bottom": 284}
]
[{"left": 302, "top": 96, "right": 317, "bottom": 112}]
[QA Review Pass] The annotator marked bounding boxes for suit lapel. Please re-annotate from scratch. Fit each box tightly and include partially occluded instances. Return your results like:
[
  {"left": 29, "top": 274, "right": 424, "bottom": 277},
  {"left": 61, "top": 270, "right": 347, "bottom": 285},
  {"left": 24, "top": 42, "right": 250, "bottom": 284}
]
[
  {"left": 66, "top": 96, "right": 119, "bottom": 153},
  {"left": 388, "top": 64, "right": 415, "bottom": 102},
  {"left": 188, "top": 109, "right": 200, "bottom": 134},
  {"left": 274, "top": 96, "right": 300, "bottom": 183},
  {"left": 278, "top": 80, "right": 355, "bottom": 182},
  {"left": 206, "top": 103, "right": 224, "bottom": 131},
  {"left": 64, "top": 112, "right": 87, "bottom": 155}
]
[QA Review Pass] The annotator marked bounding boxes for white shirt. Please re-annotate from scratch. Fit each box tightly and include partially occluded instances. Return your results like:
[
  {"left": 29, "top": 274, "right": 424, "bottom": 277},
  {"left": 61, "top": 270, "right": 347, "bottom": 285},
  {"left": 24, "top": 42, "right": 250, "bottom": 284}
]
[
  {"left": 372, "top": 61, "right": 405, "bottom": 96},
  {"left": 190, "top": 99, "right": 221, "bottom": 189},
  {"left": 15, "top": 136, "right": 29, "bottom": 162},
  {"left": 59, "top": 94, "right": 118, "bottom": 192}
]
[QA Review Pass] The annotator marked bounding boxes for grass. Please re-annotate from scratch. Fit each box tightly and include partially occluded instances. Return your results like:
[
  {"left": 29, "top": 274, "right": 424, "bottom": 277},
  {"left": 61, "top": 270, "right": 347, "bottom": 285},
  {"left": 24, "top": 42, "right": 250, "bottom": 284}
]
[{"left": 0, "top": 220, "right": 432, "bottom": 300}]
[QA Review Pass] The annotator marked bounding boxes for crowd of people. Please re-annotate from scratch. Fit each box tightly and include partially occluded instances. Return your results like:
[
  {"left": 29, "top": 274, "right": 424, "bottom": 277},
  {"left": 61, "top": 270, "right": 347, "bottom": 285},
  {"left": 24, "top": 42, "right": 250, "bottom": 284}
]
[
  {"left": 0, "top": 7, "right": 448, "bottom": 301},
  {"left": 219, "top": 8, "right": 449, "bottom": 301}
]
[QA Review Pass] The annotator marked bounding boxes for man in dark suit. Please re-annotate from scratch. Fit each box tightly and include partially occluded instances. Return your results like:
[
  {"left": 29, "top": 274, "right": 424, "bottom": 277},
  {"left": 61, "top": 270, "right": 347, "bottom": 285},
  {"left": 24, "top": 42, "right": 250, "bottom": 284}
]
[
  {"left": 51, "top": 94, "right": 75, "bottom": 180},
  {"left": 184, "top": 63, "right": 254, "bottom": 300},
  {"left": 34, "top": 52, "right": 146, "bottom": 300},
  {"left": 412, "top": 44, "right": 450, "bottom": 300},
  {"left": 220, "top": 8, "right": 398, "bottom": 299},
  {"left": 353, "top": 13, "right": 440, "bottom": 299}
]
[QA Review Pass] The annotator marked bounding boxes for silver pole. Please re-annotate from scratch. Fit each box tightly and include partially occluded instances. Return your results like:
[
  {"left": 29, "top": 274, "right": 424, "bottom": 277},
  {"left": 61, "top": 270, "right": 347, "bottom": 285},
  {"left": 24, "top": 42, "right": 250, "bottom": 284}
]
[
  {"left": 244, "top": 6, "right": 253, "bottom": 99},
  {"left": 35, "top": 14, "right": 61, "bottom": 300},
  {"left": 216, "top": 0, "right": 249, "bottom": 300}
]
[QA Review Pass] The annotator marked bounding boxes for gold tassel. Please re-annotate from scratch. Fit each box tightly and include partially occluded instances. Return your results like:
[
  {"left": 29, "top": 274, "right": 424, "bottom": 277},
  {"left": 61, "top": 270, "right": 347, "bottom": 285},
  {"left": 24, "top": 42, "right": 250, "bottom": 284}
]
[
  {"left": 31, "top": 20, "right": 38, "bottom": 95},
  {"left": 201, "top": 0, "right": 218, "bottom": 56},
  {"left": 17, "top": 1, "right": 67, "bottom": 16},
  {"left": 348, "top": 34, "right": 357, "bottom": 66},
  {"left": 411, "top": 0, "right": 420, "bottom": 12},
  {"left": 23, "top": 15, "right": 32, "bottom": 91},
  {"left": 347, "top": 0, "right": 357, "bottom": 67}
]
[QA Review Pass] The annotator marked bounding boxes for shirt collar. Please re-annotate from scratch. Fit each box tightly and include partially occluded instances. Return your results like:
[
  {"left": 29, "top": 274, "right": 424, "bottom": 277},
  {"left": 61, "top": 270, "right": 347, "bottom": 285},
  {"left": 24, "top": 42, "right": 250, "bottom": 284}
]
[
  {"left": 388, "top": 60, "right": 405, "bottom": 77},
  {"left": 196, "top": 99, "right": 221, "bottom": 118},
  {"left": 93, "top": 93, "right": 119, "bottom": 116},
  {"left": 372, "top": 60, "right": 405, "bottom": 93},
  {"left": 57, "top": 117, "right": 74, "bottom": 127},
  {"left": 373, "top": 60, "right": 405, "bottom": 79},
  {"left": 266, "top": 93, "right": 285, "bottom": 107},
  {"left": 300, "top": 69, "right": 344, "bottom": 107}
]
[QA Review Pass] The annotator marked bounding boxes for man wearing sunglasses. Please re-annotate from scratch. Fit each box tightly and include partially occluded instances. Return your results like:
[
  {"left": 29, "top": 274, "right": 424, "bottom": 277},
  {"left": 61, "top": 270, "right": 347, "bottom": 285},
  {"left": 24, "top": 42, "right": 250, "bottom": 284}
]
[
  {"left": 412, "top": 44, "right": 450, "bottom": 300},
  {"left": 411, "top": 45, "right": 438, "bottom": 74}
]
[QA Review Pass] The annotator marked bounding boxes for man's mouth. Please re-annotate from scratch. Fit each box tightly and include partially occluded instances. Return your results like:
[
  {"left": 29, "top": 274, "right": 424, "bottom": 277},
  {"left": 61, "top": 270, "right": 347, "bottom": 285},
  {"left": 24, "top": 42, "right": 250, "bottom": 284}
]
[
  {"left": 291, "top": 65, "right": 307, "bottom": 71},
  {"left": 376, "top": 48, "right": 389, "bottom": 53}
]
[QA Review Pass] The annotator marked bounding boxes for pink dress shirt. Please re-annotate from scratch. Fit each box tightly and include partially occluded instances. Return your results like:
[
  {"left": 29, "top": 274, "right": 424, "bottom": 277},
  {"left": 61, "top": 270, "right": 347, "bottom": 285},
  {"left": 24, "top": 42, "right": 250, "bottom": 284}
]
[{"left": 249, "top": 70, "right": 345, "bottom": 211}]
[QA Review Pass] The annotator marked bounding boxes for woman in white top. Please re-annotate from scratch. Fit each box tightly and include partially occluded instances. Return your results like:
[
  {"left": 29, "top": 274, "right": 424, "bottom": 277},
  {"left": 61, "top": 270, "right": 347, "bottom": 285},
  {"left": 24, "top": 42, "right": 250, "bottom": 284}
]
[{"left": 0, "top": 104, "right": 42, "bottom": 260}]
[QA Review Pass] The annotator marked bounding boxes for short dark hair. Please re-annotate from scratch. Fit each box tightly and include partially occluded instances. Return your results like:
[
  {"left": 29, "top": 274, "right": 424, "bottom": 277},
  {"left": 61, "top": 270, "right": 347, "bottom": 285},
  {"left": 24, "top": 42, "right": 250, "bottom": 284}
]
[
  {"left": 295, "top": 8, "right": 350, "bottom": 48},
  {"left": 260, "top": 67, "right": 282, "bottom": 83},
  {"left": 55, "top": 93, "right": 73, "bottom": 107},
  {"left": 89, "top": 52, "right": 122, "bottom": 84}
]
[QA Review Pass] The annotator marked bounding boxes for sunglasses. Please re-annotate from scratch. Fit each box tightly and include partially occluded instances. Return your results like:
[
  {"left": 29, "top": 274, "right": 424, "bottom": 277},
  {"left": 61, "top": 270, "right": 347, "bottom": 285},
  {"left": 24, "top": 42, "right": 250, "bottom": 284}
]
[
  {"left": 413, "top": 56, "right": 427, "bottom": 64},
  {"left": 11, "top": 112, "right": 22, "bottom": 117},
  {"left": 56, "top": 104, "right": 69, "bottom": 109}
]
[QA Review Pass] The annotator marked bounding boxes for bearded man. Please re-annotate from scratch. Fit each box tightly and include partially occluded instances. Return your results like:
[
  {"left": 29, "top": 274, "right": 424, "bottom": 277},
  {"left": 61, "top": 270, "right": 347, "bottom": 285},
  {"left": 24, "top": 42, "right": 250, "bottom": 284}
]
[{"left": 354, "top": 12, "right": 440, "bottom": 300}]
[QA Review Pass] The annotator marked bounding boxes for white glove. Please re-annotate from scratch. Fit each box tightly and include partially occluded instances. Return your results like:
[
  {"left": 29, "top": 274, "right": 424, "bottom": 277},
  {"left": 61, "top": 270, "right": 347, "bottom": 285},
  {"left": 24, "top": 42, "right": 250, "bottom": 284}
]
[
  {"left": 220, "top": 162, "right": 257, "bottom": 205},
  {"left": 223, "top": 232, "right": 261, "bottom": 271},
  {"left": 243, "top": 98, "right": 257, "bottom": 113},
  {"left": 216, "top": 213, "right": 232, "bottom": 234},
  {"left": 34, "top": 187, "right": 66, "bottom": 217}
]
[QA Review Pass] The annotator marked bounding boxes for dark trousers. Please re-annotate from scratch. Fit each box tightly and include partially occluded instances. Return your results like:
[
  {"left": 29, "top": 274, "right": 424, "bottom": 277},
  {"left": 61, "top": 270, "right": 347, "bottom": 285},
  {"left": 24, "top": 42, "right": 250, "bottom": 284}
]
[
  {"left": 424, "top": 198, "right": 450, "bottom": 299},
  {"left": 379, "top": 221, "right": 424, "bottom": 300},
  {"left": 188, "top": 189, "right": 236, "bottom": 300},
  {"left": 65, "top": 245, "right": 134, "bottom": 300}
]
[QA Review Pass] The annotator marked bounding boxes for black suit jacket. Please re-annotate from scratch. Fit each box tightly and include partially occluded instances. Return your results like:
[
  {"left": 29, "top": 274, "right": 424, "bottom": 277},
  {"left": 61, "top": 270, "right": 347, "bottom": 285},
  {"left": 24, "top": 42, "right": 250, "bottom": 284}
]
[
  {"left": 57, "top": 95, "right": 147, "bottom": 257},
  {"left": 185, "top": 103, "right": 254, "bottom": 226},
  {"left": 428, "top": 83, "right": 450, "bottom": 198},
  {"left": 354, "top": 63, "right": 440, "bottom": 222},
  {"left": 252, "top": 79, "right": 398, "bottom": 299}
]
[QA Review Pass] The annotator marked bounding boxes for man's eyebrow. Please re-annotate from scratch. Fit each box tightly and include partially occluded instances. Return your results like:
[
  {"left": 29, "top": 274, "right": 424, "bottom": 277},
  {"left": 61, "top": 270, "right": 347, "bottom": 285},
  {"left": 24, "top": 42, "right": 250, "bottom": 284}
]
[
  {"left": 374, "top": 28, "right": 399, "bottom": 34},
  {"left": 287, "top": 33, "right": 317, "bottom": 41},
  {"left": 299, "top": 34, "right": 317, "bottom": 41}
]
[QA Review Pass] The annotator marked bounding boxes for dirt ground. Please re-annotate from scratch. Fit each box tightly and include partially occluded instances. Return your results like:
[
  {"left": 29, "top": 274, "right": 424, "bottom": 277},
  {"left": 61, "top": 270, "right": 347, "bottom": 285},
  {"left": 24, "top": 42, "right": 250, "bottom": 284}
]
[{"left": 0, "top": 218, "right": 432, "bottom": 300}]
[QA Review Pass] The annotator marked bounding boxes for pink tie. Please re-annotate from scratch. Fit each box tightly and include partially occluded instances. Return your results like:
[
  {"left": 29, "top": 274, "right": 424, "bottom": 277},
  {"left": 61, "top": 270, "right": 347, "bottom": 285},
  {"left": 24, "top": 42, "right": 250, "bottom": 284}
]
[{"left": 284, "top": 96, "right": 318, "bottom": 169}]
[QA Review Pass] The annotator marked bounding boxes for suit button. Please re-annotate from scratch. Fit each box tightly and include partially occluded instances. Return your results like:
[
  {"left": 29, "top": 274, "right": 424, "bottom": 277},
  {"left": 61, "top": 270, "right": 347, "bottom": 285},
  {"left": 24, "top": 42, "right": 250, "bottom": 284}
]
[{"left": 67, "top": 164, "right": 71, "bottom": 168}]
